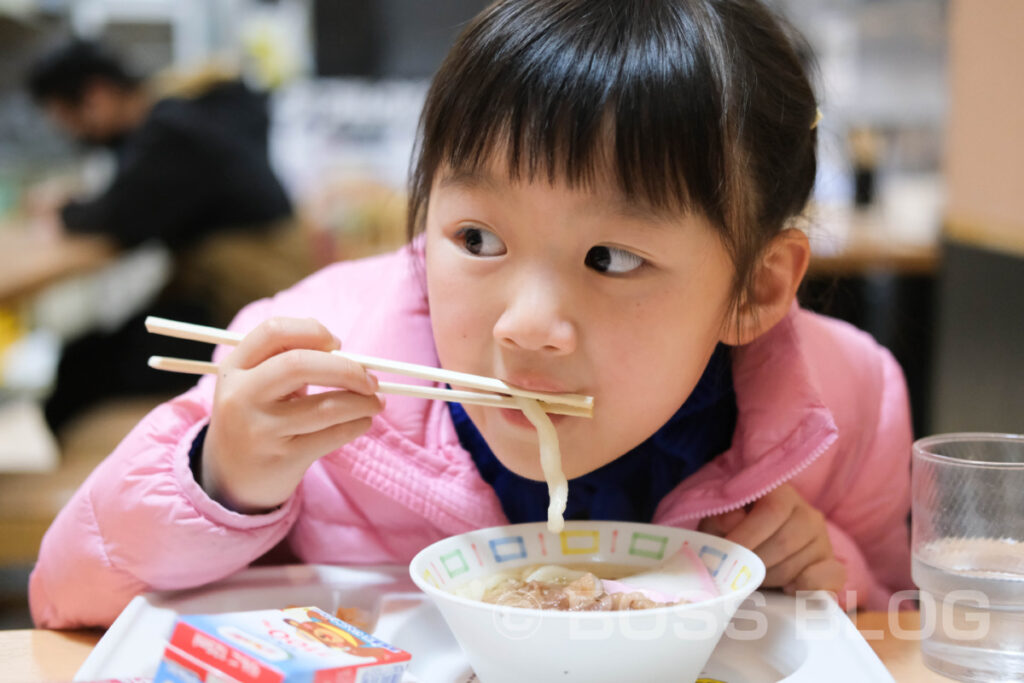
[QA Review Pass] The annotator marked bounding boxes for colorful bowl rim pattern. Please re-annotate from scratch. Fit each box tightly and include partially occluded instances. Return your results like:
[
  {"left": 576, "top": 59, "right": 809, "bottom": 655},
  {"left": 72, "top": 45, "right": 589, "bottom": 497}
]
[{"left": 411, "top": 521, "right": 765, "bottom": 614}]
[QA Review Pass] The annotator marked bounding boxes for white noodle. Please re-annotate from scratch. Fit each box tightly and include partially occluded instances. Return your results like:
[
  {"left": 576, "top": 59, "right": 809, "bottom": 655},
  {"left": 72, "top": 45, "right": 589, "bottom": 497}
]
[{"left": 515, "top": 397, "right": 568, "bottom": 533}]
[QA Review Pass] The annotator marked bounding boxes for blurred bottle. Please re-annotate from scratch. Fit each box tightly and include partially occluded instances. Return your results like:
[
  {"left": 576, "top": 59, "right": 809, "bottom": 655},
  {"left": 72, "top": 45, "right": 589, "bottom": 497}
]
[
  {"left": 848, "top": 126, "right": 883, "bottom": 209},
  {"left": 0, "top": 307, "right": 24, "bottom": 364}
]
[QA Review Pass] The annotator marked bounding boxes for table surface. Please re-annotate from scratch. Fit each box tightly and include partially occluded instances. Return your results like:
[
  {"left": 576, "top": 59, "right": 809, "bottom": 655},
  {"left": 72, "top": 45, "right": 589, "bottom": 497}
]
[
  {"left": 805, "top": 202, "right": 940, "bottom": 277},
  {"left": 0, "top": 610, "right": 952, "bottom": 683},
  {"left": 0, "top": 230, "right": 116, "bottom": 306}
]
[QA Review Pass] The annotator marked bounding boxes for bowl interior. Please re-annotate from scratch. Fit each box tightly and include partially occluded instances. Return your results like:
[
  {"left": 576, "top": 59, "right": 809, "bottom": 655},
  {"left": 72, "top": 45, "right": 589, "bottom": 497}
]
[{"left": 411, "top": 520, "right": 764, "bottom": 608}]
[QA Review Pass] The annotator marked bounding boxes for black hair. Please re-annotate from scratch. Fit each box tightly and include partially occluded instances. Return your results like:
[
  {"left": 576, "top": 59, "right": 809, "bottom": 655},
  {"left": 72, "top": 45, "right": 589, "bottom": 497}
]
[
  {"left": 26, "top": 39, "right": 141, "bottom": 105},
  {"left": 408, "top": 0, "right": 818, "bottom": 310}
]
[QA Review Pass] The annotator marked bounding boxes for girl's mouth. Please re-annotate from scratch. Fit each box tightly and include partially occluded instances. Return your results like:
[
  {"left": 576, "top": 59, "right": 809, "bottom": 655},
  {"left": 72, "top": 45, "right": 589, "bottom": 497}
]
[{"left": 498, "top": 406, "right": 568, "bottom": 428}]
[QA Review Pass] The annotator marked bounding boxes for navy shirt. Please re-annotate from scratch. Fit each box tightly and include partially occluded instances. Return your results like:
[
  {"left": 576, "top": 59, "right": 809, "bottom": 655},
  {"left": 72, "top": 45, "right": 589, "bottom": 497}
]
[{"left": 450, "top": 344, "right": 737, "bottom": 523}]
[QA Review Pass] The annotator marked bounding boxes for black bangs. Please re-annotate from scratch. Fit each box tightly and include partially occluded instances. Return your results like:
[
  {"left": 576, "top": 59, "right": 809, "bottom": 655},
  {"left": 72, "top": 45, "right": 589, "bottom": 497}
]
[
  {"left": 409, "top": 0, "right": 737, "bottom": 233},
  {"left": 409, "top": 0, "right": 821, "bottom": 314}
]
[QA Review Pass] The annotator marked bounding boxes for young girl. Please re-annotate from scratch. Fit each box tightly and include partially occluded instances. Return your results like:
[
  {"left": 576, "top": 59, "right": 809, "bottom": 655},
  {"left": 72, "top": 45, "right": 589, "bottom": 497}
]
[{"left": 31, "top": 0, "right": 912, "bottom": 629}]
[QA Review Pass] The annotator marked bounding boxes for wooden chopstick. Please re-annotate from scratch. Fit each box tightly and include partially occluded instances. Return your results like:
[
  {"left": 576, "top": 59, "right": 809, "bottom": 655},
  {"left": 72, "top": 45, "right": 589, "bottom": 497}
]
[
  {"left": 145, "top": 316, "right": 592, "bottom": 411},
  {"left": 148, "top": 356, "right": 592, "bottom": 418}
]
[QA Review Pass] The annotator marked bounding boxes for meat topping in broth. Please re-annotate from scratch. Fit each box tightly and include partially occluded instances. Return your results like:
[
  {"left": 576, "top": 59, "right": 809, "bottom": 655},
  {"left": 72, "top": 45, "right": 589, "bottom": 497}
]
[{"left": 454, "top": 564, "right": 685, "bottom": 612}]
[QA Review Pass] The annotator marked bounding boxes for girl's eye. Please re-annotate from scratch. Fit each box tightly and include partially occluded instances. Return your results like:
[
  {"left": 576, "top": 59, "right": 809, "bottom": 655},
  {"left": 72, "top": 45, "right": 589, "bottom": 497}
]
[
  {"left": 455, "top": 226, "right": 506, "bottom": 256},
  {"left": 584, "top": 245, "right": 645, "bottom": 274}
]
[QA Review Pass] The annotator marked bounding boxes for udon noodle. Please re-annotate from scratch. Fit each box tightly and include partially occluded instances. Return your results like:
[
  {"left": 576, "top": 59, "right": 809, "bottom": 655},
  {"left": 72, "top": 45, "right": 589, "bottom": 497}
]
[{"left": 515, "top": 397, "right": 568, "bottom": 533}]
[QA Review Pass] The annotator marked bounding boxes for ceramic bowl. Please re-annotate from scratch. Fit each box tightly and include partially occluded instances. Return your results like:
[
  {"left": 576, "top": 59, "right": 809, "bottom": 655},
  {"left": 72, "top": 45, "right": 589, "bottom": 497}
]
[{"left": 410, "top": 520, "right": 765, "bottom": 683}]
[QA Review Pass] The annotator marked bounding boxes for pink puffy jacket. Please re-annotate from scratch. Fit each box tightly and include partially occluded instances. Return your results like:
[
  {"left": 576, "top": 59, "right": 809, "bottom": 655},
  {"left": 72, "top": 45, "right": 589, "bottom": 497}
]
[{"left": 30, "top": 246, "right": 913, "bottom": 628}]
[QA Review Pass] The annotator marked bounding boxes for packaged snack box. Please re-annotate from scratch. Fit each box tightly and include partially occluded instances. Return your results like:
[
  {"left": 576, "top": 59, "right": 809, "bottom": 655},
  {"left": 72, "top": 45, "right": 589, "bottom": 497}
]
[{"left": 153, "top": 606, "right": 411, "bottom": 683}]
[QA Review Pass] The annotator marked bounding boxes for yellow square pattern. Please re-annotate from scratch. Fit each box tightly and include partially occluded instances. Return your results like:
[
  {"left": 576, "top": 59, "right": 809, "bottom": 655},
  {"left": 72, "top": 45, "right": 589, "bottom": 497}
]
[{"left": 559, "top": 530, "right": 600, "bottom": 555}]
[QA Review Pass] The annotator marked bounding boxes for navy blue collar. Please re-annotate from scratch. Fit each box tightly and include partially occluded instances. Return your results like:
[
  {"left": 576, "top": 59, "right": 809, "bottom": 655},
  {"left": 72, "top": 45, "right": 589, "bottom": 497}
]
[{"left": 449, "top": 343, "right": 737, "bottom": 523}]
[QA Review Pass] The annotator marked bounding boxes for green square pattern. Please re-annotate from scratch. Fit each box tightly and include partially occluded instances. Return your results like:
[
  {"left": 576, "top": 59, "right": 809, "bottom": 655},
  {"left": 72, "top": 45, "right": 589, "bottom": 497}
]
[
  {"left": 441, "top": 549, "right": 469, "bottom": 578},
  {"left": 628, "top": 532, "right": 668, "bottom": 560}
]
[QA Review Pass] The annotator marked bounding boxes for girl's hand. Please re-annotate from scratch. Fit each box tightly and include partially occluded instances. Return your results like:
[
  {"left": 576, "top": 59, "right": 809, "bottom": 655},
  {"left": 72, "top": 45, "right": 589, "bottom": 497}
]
[
  {"left": 698, "top": 484, "right": 846, "bottom": 595},
  {"left": 202, "top": 317, "right": 384, "bottom": 513}
]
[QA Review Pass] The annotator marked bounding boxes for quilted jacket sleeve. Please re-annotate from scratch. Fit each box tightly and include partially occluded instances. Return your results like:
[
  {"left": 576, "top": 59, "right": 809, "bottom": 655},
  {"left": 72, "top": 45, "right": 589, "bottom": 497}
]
[
  {"left": 825, "top": 348, "right": 914, "bottom": 611},
  {"left": 29, "top": 298, "right": 302, "bottom": 629}
]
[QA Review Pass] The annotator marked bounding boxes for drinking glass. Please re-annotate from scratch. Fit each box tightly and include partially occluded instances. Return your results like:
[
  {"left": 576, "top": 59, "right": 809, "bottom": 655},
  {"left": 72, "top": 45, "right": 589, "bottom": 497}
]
[{"left": 912, "top": 433, "right": 1024, "bottom": 681}]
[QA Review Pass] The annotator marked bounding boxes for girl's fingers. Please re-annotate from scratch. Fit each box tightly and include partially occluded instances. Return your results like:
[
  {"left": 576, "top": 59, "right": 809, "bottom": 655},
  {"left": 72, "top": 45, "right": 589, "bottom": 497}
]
[
  {"left": 250, "top": 348, "right": 378, "bottom": 400},
  {"left": 285, "top": 417, "right": 376, "bottom": 464},
  {"left": 762, "top": 534, "right": 828, "bottom": 587},
  {"left": 784, "top": 558, "right": 847, "bottom": 596},
  {"left": 698, "top": 508, "right": 747, "bottom": 537},
  {"left": 752, "top": 504, "right": 823, "bottom": 568},
  {"left": 225, "top": 317, "right": 340, "bottom": 370},
  {"left": 272, "top": 389, "right": 385, "bottom": 436},
  {"left": 725, "top": 486, "right": 798, "bottom": 552}
]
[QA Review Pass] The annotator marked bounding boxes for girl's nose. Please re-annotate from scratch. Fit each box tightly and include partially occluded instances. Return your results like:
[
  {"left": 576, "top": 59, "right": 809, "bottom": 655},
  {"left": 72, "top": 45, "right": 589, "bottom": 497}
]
[{"left": 493, "top": 281, "right": 577, "bottom": 354}]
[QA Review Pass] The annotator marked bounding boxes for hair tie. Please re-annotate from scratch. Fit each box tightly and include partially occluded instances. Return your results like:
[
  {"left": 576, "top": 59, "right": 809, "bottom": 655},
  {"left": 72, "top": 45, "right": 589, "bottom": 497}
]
[{"left": 810, "top": 108, "right": 823, "bottom": 130}]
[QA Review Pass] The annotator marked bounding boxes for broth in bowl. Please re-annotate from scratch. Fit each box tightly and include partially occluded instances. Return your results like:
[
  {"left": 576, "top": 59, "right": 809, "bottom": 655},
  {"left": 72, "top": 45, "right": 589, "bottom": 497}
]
[{"left": 452, "top": 553, "right": 719, "bottom": 612}]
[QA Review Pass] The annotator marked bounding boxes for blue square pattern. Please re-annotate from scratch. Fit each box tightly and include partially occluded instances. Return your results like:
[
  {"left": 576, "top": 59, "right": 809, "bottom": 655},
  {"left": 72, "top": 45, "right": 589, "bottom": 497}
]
[
  {"left": 489, "top": 536, "right": 527, "bottom": 563},
  {"left": 698, "top": 545, "right": 728, "bottom": 576}
]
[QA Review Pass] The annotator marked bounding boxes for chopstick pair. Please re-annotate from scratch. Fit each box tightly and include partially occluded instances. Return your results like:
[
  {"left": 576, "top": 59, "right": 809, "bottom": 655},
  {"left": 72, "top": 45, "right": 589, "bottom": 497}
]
[{"left": 144, "top": 317, "right": 594, "bottom": 418}]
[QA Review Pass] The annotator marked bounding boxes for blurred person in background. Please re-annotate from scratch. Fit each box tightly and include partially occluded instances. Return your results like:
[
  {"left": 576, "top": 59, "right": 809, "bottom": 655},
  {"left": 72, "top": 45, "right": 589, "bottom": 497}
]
[{"left": 25, "top": 39, "right": 313, "bottom": 435}]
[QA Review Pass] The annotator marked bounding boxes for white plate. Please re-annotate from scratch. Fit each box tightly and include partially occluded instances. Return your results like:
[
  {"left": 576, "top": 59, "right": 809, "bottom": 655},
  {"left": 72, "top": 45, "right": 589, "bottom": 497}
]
[{"left": 74, "top": 565, "right": 893, "bottom": 683}]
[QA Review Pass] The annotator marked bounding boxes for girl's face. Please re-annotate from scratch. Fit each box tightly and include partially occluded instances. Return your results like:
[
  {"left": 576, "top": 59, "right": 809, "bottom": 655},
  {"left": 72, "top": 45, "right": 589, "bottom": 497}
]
[{"left": 425, "top": 161, "right": 737, "bottom": 480}]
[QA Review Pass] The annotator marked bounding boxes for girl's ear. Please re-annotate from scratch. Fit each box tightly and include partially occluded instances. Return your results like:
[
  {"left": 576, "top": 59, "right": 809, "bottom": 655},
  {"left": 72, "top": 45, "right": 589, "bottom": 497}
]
[{"left": 720, "top": 228, "right": 810, "bottom": 346}]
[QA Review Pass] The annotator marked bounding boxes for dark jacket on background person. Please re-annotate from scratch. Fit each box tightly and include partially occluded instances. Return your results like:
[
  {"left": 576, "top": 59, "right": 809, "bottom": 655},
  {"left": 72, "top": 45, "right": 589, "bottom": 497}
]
[
  {"left": 45, "top": 79, "right": 311, "bottom": 433},
  {"left": 60, "top": 78, "right": 312, "bottom": 326},
  {"left": 60, "top": 80, "right": 292, "bottom": 250}
]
